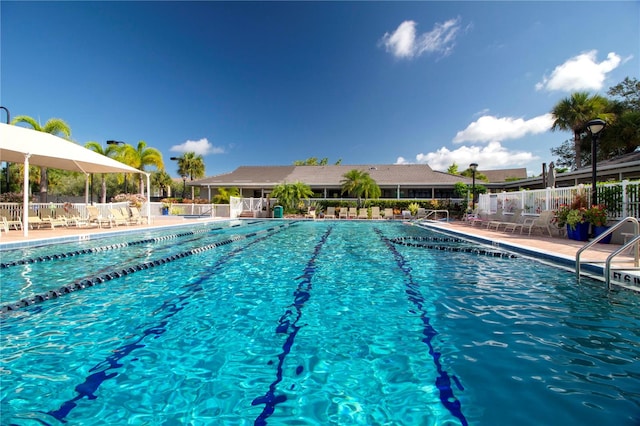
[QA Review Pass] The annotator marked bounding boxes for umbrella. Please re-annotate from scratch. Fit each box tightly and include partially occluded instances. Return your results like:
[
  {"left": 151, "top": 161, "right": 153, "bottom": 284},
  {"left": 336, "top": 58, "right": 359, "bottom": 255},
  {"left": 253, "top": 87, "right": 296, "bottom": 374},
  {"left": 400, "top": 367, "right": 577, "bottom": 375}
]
[{"left": 548, "top": 162, "right": 556, "bottom": 188}]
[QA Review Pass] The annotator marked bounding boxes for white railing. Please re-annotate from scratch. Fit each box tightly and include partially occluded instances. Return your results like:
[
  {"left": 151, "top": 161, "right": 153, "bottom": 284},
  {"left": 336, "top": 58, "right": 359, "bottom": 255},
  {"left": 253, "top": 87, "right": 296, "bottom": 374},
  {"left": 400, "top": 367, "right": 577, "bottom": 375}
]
[
  {"left": 478, "top": 180, "right": 640, "bottom": 220},
  {"left": 0, "top": 201, "right": 232, "bottom": 220}
]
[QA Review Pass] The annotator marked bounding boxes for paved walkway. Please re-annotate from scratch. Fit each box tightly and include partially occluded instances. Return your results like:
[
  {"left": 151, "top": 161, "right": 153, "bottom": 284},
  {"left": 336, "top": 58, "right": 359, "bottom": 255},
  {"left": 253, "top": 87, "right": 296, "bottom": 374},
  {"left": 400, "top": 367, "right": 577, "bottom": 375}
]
[{"left": 1, "top": 216, "right": 639, "bottom": 291}]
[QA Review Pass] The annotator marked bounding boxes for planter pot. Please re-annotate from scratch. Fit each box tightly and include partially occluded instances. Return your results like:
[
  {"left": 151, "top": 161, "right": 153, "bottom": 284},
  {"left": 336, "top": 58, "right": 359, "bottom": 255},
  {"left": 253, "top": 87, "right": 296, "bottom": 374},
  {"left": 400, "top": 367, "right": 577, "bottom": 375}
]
[
  {"left": 593, "top": 225, "right": 612, "bottom": 244},
  {"left": 567, "top": 222, "right": 589, "bottom": 241}
]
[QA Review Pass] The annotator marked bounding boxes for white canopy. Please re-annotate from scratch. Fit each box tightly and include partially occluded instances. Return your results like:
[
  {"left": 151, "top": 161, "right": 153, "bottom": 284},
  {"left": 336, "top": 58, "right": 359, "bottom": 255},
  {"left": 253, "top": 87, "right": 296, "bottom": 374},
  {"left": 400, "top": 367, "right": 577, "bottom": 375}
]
[{"left": 0, "top": 122, "right": 151, "bottom": 235}]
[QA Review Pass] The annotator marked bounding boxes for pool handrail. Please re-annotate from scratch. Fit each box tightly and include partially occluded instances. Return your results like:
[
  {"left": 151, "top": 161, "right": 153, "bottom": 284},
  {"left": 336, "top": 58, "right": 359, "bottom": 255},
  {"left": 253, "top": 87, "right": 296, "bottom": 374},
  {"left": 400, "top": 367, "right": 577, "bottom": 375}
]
[{"left": 576, "top": 216, "right": 639, "bottom": 287}]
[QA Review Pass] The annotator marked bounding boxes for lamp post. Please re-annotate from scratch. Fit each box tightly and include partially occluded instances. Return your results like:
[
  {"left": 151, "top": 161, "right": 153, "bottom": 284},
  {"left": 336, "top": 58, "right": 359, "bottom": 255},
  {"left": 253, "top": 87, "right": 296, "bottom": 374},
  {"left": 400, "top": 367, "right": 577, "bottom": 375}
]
[
  {"left": 107, "top": 140, "right": 127, "bottom": 193},
  {"left": 1, "top": 106, "right": 10, "bottom": 193},
  {"left": 469, "top": 163, "right": 478, "bottom": 210},
  {"left": 585, "top": 119, "right": 606, "bottom": 206}
]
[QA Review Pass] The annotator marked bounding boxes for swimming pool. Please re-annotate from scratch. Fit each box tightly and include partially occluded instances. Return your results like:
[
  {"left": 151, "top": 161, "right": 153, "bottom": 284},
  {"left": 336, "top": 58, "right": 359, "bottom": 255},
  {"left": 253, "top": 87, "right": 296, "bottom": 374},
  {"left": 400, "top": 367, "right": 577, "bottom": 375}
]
[{"left": 1, "top": 220, "right": 639, "bottom": 425}]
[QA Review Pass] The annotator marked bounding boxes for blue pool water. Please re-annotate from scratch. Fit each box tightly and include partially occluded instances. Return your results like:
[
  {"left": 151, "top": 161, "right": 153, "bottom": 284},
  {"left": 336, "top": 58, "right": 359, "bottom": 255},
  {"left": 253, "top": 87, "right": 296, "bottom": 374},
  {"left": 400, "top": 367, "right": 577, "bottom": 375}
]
[{"left": 1, "top": 220, "right": 639, "bottom": 425}]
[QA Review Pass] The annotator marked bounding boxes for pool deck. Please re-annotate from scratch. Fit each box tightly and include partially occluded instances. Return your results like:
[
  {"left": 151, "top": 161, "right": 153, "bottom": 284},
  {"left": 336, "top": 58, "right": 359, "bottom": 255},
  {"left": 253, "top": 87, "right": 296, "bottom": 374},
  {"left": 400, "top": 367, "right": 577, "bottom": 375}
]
[{"left": 1, "top": 216, "right": 639, "bottom": 291}]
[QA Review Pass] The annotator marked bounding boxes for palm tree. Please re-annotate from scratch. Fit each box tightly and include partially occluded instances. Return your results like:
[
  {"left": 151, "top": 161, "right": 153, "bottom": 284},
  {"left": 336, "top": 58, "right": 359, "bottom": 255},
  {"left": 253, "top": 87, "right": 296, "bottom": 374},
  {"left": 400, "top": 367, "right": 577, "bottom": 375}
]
[
  {"left": 212, "top": 187, "right": 241, "bottom": 204},
  {"left": 85, "top": 141, "right": 122, "bottom": 203},
  {"left": 11, "top": 115, "right": 71, "bottom": 201},
  {"left": 340, "top": 169, "right": 380, "bottom": 205},
  {"left": 551, "top": 92, "right": 610, "bottom": 169},
  {"left": 270, "top": 181, "right": 314, "bottom": 213},
  {"left": 121, "top": 141, "right": 164, "bottom": 194},
  {"left": 151, "top": 170, "right": 174, "bottom": 198},
  {"left": 173, "top": 152, "right": 205, "bottom": 199}
]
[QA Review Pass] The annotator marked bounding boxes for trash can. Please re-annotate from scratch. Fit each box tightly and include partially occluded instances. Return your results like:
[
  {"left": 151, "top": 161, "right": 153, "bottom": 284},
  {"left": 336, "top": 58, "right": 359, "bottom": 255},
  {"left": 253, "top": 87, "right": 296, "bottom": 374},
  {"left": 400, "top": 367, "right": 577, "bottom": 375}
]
[{"left": 273, "top": 205, "right": 283, "bottom": 218}]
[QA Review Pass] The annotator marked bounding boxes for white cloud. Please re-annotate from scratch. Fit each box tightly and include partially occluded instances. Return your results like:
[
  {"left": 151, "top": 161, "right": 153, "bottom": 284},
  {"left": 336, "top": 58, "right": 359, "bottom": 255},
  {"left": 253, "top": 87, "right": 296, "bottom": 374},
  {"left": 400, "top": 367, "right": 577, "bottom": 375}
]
[
  {"left": 380, "top": 18, "right": 462, "bottom": 59},
  {"left": 396, "top": 141, "right": 538, "bottom": 171},
  {"left": 170, "top": 138, "right": 224, "bottom": 156},
  {"left": 453, "top": 113, "right": 554, "bottom": 143},
  {"left": 535, "top": 50, "right": 622, "bottom": 92}
]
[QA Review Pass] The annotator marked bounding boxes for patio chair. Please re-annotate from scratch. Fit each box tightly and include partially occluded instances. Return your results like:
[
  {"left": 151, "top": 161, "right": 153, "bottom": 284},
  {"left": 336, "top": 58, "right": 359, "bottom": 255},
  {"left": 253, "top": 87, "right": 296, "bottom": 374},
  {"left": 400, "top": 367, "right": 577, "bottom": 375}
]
[
  {"left": 371, "top": 206, "right": 382, "bottom": 220},
  {"left": 304, "top": 206, "right": 316, "bottom": 219},
  {"left": 128, "top": 206, "right": 145, "bottom": 224},
  {"left": 520, "top": 210, "right": 554, "bottom": 236},
  {"left": 338, "top": 208, "right": 348, "bottom": 219},
  {"left": 383, "top": 208, "right": 394, "bottom": 220},
  {"left": 357, "top": 208, "right": 368, "bottom": 219},
  {"left": 490, "top": 209, "right": 523, "bottom": 232},
  {"left": 0, "top": 209, "right": 22, "bottom": 230},
  {"left": 28, "top": 210, "right": 49, "bottom": 229},
  {"left": 347, "top": 207, "right": 357, "bottom": 219},
  {"left": 41, "top": 210, "right": 68, "bottom": 229},
  {"left": 109, "top": 208, "right": 130, "bottom": 226},
  {"left": 324, "top": 206, "right": 336, "bottom": 219},
  {"left": 1, "top": 216, "right": 8, "bottom": 233},
  {"left": 87, "top": 206, "right": 112, "bottom": 228}
]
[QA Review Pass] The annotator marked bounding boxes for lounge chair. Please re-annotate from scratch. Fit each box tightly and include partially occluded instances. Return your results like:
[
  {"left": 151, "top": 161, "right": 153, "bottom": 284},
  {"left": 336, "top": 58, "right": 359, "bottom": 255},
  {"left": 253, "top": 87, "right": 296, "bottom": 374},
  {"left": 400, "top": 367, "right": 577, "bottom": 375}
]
[
  {"left": 87, "top": 206, "right": 112, "bottom": 228},
  {"left": 28, "top": 210, "right": 49, "bottom": 229},
  {"left": 0, "top": 216, "right": 8, "bottom": 233},
  {"left": 357, "top": 208, "right": 368, "bottom": 219},
  {"left": 489, "top": 209, "right": 523, "bottom": 232},
  {"left": 347, "top": 207, "right": 357, "bottom": 219},
  {"left": 304, "top": 207, "right": 316, "bottom": 219},
  {"left": 338, "top": 208, "right": 348, "bottom": 219},
  {"left": 371, "top": 206, "right": 382, "bottom": 219},
  {"left": 324, "top": 206, "right": 336, "bottom": 219},
  {"left": 520, "top": 210, "right": 554, "bottom": 236},
  {"left": 109, "top": 208, "right": 130, "bottom": 226},
  {"left": 0, "top": 209, "right": 22, "bottom": 230},
  {"left": 383, "top": 208, "right": 394, "bottom": 220},
  {"left": 41, "top": 211, "right": 68, "bottom": 229}
]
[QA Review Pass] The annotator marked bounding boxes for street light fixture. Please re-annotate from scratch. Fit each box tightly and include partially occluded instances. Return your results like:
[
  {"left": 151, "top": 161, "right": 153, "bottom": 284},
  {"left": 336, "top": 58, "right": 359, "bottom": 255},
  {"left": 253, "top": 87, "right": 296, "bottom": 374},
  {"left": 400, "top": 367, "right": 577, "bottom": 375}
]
[
  {"left": 469, "top": 163, "right": 478, "bottom": 210},
  {"left": 585, "top": 119, "right": 606, "bottom": 206}
]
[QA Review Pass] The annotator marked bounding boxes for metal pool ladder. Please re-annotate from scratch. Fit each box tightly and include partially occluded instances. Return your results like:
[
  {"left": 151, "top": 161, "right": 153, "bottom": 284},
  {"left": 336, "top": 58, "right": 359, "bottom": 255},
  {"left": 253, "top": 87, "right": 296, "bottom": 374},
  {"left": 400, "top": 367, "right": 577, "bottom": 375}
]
[{"left": 576, "top": 217, "right": 640, "bottom": 289}]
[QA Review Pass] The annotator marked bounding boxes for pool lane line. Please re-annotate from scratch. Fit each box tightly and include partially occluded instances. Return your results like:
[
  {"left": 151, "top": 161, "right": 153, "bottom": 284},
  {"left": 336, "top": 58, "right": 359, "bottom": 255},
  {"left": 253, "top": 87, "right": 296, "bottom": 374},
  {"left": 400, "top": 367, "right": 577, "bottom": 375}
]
[
  {"left": 0, "top": 221, "right": 270, "bottom": 269},
  {"left": 41, "top": 221, "right": 299, "bottom": 425},
  {"left": 0, "top": 222, "right": 295, "bottom": 313},
  {"left": 251, "top": 225, "right": 334, "bottom": 425},
  {"left": 375, "top": 228, "right": 469, "bottom": 426},
  {"left": 389, "top": 236, "right": 518, "bottom": 258}
]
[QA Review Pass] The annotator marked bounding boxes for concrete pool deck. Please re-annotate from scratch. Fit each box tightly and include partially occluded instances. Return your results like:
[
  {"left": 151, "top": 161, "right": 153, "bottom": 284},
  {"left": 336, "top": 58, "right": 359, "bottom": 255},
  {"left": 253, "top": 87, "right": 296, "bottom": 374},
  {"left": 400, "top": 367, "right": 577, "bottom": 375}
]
[{"left": 1, "top": 216, "right": 638, "bottom": 290}]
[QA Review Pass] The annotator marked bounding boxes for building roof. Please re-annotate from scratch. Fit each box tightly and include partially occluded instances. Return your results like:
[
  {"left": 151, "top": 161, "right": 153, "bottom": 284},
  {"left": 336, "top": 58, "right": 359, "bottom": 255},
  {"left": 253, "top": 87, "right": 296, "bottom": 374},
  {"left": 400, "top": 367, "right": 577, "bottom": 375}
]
[{"left": 192, "top": 164, "right": 473, "bottom": 188}]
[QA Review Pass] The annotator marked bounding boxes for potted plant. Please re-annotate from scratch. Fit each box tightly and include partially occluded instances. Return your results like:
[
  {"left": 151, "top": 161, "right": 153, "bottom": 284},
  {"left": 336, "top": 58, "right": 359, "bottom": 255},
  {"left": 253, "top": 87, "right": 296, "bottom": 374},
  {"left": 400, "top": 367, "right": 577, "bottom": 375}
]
[
  {"left": 585, "top": 204, "right": 611, "bottom": 243},
  {"left": 554, "top": 190, "right": 590, "bottom": 241},
  {"left": 408, "top": 202, "right": 419, "bottom": 217}
]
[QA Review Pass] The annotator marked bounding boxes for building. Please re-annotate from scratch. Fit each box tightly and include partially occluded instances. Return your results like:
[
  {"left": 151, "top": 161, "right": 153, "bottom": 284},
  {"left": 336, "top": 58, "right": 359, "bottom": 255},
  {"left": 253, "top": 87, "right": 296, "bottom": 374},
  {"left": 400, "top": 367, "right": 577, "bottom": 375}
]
[{"left": 190, "top": 164, "right": 480, "bottom": 200}]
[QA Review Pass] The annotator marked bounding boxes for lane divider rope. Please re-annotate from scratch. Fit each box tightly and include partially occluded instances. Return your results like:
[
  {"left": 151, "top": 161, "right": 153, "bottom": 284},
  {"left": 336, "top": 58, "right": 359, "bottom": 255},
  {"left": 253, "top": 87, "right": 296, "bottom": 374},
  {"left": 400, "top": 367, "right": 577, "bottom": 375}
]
[{"left": 0, "top": 222, "right": 289, "bottom": 313}]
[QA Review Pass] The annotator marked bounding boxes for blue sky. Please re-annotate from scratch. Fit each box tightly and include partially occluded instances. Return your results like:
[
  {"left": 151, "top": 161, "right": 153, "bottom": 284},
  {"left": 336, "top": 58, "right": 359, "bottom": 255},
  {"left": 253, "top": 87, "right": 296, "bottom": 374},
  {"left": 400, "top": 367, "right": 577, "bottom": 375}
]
[{"left": 1, "top": 1, "right": 637, "bottom": 178}]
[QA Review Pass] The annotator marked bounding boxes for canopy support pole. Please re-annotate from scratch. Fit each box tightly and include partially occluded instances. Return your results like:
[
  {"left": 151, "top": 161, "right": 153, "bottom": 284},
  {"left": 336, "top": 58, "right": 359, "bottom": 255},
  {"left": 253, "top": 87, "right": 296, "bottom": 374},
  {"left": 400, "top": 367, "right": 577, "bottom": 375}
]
[{"left": 23, "top": 153, "right": 31, "bottom": 237}]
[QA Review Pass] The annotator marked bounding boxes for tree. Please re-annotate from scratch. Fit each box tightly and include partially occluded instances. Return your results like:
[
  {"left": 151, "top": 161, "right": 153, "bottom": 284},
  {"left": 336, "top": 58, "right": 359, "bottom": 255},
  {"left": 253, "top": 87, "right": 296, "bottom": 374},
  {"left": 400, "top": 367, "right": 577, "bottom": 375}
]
[
  {"left": 151, "top": 170, "right": 174, "bottom": 198},
  {"left": 212, "top": 187, "right": 240, "bottom": 204},
  {"left": 173, "top": 152, "right": 205, "bottom": 198},
  {"left": 550, "top": 92, "right": 610, "bottom": 169},
  {"left": 447, "top": 163, "right": 459, "bottom": 174},
  {"left": 340, "top": 169, "right": 381, "bottom": 205},
  {"left": 85, "top": 141, "right": 123, "bottom": 203},
  {"left": 122, "top": 141, "right": 164, "bottom": 194},
  {"left": 608, "top": 77, "right": 640, "bottom": 111},
  {"left": 294, "top": 157, "right": 342, "bottom": 165},
  {"left": 11, "top": 115, "right": 71, "bottom": 201},
  {"left": 270, "top": 181, "right": 314, "bottom": 213}
]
